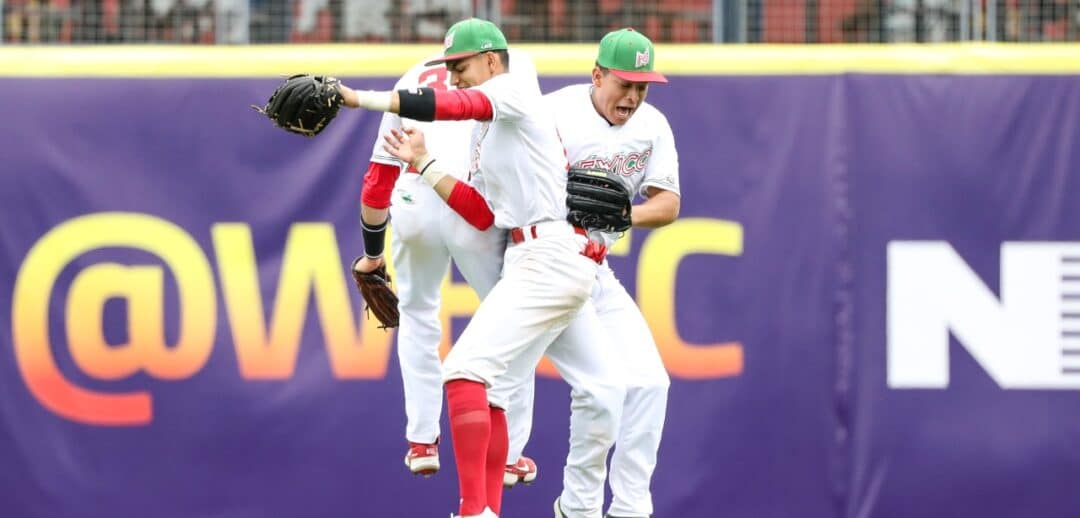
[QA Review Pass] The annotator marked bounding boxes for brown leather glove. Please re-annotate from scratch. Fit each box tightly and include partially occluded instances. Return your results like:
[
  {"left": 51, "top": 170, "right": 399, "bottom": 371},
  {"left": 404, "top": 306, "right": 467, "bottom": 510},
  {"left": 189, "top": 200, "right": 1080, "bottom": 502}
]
[{"left": 350, "top": 258, "right": 399, "bottom": 329}]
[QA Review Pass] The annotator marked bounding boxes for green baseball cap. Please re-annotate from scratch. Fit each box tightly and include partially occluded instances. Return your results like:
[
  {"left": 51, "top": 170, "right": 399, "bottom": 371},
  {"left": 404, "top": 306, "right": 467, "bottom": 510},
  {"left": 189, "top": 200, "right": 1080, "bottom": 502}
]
[
  {"left": 424, "top": 18, "right": 509, "bottom": 66},
  {"left": 596, "top": 28, "right": 667, "bottom": 83}
]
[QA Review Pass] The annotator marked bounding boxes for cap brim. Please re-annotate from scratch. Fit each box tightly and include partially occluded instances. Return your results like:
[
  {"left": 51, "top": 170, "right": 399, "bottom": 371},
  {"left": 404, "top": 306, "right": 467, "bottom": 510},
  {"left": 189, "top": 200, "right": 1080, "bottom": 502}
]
[
  {"left": 423, "top": 51, "right": 482, "bottom": 66},
  {"left": 610, "top": 69, "right": 668, "bottom": 83}
]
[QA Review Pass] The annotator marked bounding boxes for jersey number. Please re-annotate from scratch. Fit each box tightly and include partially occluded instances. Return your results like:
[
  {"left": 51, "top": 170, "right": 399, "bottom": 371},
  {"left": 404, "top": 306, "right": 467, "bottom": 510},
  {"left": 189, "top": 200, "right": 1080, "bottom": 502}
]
[{"left": 418, "top": 67, "right": 449, "bottom": 91}]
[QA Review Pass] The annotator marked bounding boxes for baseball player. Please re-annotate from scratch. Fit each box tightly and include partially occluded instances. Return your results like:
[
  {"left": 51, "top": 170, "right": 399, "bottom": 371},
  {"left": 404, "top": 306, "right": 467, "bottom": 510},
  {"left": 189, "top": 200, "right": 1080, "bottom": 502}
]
[
  {"left": 361, "top": 50, "right": 540, "bottom": 484},
  {"left": 342, "top": 18, "right": 627, "bottom": 518},
  {"left": 387, "top": 28, "right": 679, "bottom": 518},
  {"left": 545, "top": 29, "right": 679, "bottom": 518}
]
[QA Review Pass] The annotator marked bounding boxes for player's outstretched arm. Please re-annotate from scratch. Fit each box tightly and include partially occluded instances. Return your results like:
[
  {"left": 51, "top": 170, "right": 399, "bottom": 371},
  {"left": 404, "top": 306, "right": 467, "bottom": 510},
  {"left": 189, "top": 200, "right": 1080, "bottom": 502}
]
[
  {"left": 255, "top": 76, "right": 492, "bottom": 137},
  {"left": 340, "top": 84, "right": 494, "bottom": 122},
  {"left": 382, "top": 127, "right": 495, "bottom": 230}
]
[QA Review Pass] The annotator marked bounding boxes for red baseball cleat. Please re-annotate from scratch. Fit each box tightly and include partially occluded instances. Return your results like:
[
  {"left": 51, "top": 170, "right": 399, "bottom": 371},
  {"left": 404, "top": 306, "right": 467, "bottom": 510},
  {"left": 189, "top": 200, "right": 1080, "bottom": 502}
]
[
  {"left": 503, "top": 456, "right": 537, "bottom": 488},
  {"left": 404, "top": 440, "right": 439, "bottom": 476}
]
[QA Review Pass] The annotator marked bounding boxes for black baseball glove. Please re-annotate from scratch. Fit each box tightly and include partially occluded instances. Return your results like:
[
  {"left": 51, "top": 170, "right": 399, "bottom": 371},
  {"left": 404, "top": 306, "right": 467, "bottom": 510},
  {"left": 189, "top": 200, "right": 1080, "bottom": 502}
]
[
  {"left": 566, "top": 168, "right": 633, "bottom": 233},
  {"left": 254, "top": 74, "right": 345, "bottom": 137}
]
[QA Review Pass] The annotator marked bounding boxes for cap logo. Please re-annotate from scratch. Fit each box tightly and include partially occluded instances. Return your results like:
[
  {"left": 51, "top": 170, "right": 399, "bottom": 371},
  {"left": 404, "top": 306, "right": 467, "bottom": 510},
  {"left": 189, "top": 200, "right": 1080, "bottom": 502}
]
[
  {"left": 635, "top": 49, "right": 650, "bottom": 68},
  {"left": 444, "top": 31, "right": 455, "bottom": 50},
  {"left": 481, "top": 41, "right": 492, "bottom": 49}
]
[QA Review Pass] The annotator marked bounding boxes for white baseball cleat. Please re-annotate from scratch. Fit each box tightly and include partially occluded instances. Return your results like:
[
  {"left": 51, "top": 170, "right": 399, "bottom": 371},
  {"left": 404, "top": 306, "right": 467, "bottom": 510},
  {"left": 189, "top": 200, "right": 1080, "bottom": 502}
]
[
  {"left": 404, "top": 440, "right": 439, "bottom": 476},
  {"left": 503, "top": 456, "right": 537, "bottom": 488},
  {"left": 451, "top": 506, "right": 498, "bottom": 518}
]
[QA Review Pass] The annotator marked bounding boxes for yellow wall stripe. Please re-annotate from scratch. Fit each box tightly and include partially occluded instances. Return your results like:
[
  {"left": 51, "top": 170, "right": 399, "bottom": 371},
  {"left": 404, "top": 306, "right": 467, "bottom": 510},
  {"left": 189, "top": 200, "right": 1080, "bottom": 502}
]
[{"left": 3, "top": 43, "right": 1080, "bottom": 77}]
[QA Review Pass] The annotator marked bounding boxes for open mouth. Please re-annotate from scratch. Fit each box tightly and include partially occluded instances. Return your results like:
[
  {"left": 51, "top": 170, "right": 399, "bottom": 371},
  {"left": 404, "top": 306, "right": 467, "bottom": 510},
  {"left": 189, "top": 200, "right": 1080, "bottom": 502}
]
[{"left": 616, "top": 106, "right": 634, "bottom": 117}]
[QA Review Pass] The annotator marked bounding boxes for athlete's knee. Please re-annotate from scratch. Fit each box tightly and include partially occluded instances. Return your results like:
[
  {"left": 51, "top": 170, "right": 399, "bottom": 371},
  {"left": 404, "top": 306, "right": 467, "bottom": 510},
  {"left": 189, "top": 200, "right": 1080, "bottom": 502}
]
[
  {"left": 627, "top": 376, "right": 669, "bottom": 415},
  {"left": 646, "top": 373, "right": 670, "bottom": 396},
  {"left": 440, "top": 349, "right": 488, "bottom": 387},
  {"left": 441, "top": 348, "right": 465, "bottom": 375},
  {"left": 397, "top": 295, "right": 438, "bottom": 314},
  {"left": 395, "top": 315, "right": 441, "bottom": 356},
  {"left": 486, "top": 383, "right": 513, "bottom": 411},
  {"left": 634, "top": 364, "right": 670, "bottom": 394},
  {"left": 572, "top": 381, "right": 626, "bottom": 441}
]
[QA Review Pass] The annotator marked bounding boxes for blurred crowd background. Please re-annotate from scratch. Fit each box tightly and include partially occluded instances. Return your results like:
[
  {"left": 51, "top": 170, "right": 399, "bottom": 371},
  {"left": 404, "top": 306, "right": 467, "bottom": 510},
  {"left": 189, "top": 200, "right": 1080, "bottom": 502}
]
[{"left": 3, "top": 0, "right": 1078, "bottom": 45}]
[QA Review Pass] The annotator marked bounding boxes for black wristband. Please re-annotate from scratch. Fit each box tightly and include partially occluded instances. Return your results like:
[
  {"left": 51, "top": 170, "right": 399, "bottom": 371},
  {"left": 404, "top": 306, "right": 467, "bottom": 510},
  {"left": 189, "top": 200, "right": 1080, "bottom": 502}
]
[
  {"left": 397, "top": 87, "right": 437, "bottom": 122},
  {"left": 360, "top": 217, "right": 389, "bottom": 258}
]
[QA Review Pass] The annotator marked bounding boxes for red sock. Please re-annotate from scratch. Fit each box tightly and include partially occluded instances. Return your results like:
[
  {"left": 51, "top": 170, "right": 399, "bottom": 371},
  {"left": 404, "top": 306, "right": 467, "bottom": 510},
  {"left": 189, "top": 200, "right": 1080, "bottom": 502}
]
[
  {"left": 486, "top": 407, "right": 509, "bottom": 515},
  {"left": 446, "top": 380, "right": 490, "bottom": 516}
]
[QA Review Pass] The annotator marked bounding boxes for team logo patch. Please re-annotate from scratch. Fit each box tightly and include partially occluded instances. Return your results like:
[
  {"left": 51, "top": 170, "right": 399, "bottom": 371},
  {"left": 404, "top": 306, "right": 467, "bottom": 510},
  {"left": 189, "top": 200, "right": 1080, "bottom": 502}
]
[
  {"left": 635, "top": 49, "right": 650, "bottom": 68},
  {"left": 444, "top": 31, "right": 455, "bottom": 50},
  {"left": 481, "top": 42, "right": 493, "bottom": 49}
]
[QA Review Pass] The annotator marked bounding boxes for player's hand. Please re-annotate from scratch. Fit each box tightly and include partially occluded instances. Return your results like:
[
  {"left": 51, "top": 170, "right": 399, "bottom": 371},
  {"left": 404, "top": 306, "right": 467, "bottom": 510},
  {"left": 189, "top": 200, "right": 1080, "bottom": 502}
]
[
  {"left": 383, "top": 127, "right": 428, "bottom": 168},
  {"left": 338, "top": 83, "right": 360, "bottom": 108}
]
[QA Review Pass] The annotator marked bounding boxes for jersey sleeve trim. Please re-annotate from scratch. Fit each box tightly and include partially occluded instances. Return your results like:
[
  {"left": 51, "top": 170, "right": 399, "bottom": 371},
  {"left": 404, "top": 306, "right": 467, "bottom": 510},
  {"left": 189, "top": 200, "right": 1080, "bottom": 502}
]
[
  {"left": 638, "top": 181, "right": 681, "bottom": 199},
  {"left": 371, "top": 154, "right": 405, "bottom": 167}
]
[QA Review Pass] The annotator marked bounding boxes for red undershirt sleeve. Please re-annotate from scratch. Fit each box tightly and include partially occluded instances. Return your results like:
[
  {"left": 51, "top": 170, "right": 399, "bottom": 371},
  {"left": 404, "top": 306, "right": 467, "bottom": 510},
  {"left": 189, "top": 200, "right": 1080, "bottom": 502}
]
[
  {"left": 446, "top": 181, "right": 495, "bottom": 230},
  {"left": 360, "top": 161, "right": 401, "bottom": 209},
  {"left": 434, "top": 90, "right": 494, "bottom": 121}
]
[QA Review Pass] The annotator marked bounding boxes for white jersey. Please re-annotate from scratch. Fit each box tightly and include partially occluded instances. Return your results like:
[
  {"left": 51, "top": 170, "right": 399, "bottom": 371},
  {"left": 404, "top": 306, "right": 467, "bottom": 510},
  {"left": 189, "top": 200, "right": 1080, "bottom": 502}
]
[
  {"left": 545, "top": 83, "right": 680, "bottom": 244},
  {"left": 369, "top": 49, "right": 542, "bottom": 193},
  {"left": 469, "top": 56, "right": 569, "bottom": 230},
  {"left": 369, "top": 55, "right": 475, "bottom": 179}
]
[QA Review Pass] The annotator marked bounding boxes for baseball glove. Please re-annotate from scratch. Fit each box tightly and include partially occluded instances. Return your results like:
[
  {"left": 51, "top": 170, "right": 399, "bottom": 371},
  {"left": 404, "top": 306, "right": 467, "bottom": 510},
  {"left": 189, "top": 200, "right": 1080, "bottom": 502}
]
[
  {"left": 350, "top": 258, "right": 399, "bottom": 329},
  {"left": 254, "top": 74, "right": 345, "bottom": 137},
  {"left": 566, "top": 168, "right": 633, "bottom": 233}
]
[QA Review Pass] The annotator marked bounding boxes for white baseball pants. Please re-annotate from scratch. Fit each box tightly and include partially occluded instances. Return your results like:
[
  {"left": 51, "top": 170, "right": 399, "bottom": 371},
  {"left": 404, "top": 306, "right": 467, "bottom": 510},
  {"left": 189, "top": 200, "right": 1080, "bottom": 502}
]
[
  {"left": 390, "top": 175, "right": 509, "bottom": 445},
  {"left": 443, "top": 221, "right": 626, "bottom": 518}
]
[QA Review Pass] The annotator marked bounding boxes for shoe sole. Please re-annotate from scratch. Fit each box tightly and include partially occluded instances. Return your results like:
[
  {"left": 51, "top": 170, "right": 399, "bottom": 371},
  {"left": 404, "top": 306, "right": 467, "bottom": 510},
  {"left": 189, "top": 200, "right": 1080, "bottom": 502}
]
[
  {"left": 503, "top": 469, "right": 537, "bottom": 488},
  {"left": 404, "top": 455, "right": 439, "bottom": 477}
]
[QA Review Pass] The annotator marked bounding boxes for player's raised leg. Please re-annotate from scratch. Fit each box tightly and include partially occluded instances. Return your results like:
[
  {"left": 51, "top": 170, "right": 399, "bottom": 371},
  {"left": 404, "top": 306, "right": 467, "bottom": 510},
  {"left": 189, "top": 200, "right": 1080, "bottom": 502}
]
[
  {"left": 390, "top": 178, "right": 454, "bottom": 475},
  {"left": 444, "top": 216, "right": 539, "bottom": 488},
  {"left": 446, "top": 232, "right": 598, "bottom": 516}
]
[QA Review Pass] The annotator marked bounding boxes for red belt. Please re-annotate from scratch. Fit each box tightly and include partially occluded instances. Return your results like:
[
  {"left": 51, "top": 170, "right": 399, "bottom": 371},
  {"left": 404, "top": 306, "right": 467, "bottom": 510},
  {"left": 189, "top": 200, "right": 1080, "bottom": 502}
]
[{"left": 509, "top": 224, "right": 587, "bottom": 244}]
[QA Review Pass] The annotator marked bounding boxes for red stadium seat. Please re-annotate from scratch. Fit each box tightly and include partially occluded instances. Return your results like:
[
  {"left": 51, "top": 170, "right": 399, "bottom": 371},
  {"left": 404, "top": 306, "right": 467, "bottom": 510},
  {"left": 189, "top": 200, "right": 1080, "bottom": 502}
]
[{"left": 764, "top": 0, "right": 807, "bottom": 42}]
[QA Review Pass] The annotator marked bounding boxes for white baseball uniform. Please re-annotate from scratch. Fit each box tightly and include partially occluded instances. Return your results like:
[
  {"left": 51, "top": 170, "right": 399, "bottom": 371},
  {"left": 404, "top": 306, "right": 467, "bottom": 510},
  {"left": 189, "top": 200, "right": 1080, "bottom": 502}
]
[
  {"left": 545, "top": 83, "right": 680, "bottom": 518},
  {"left": 437, "top": 60, "right": 627, "bottom": 518},
  {"left": 368, "top": 53, "right": 536, "bottom": 455}
]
